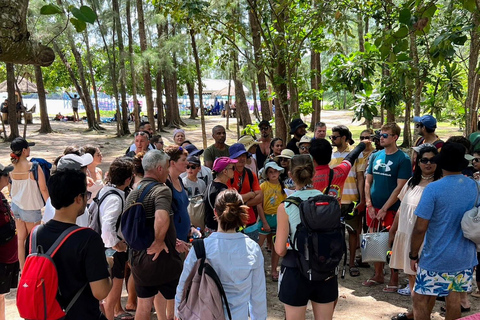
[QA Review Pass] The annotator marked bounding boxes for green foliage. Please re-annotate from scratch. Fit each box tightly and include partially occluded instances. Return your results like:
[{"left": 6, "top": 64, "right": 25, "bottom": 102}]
[
  {"left": 40, "top": 3, "right": 96, "bottom": 32},
  {"left": 351, "top": 90, "right": 379, "bottom": 122}
]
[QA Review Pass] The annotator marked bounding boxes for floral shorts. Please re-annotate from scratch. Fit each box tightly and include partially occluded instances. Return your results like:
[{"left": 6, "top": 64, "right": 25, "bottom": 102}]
[{"left": 413, "top": 266, "right": 473, "bottom": 297}]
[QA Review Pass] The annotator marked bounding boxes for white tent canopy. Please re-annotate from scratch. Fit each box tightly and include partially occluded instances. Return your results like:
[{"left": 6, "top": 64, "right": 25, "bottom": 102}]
[{"left": 201, "top": 79, "right": 249, "bottom": 96}]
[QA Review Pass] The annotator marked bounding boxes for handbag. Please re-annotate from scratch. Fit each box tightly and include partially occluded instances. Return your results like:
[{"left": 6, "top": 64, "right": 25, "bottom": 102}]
[
  {"left": 461, "top": 180, "right": 480, "bottom": 244},
  {"left": 360, "top": 220, "right": 389, "bottom": 263}
]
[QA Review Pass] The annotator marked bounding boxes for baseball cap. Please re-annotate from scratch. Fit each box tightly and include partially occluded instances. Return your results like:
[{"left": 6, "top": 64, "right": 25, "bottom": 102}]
[
  {"left": 0, "top": 163, "right": 13, "bottom": 175},
  {"left": 413, "top": 115, "right": 437, "bottom": 130},
  {"left": 57, "top": 154, "right": 93, "bottom": 171},
  {"left": 258, "top": 120, "right": 271, "bottom": 128},
  {"left": 213, "top": 157, "right": 238, "bottom": 172},
  {"left": 186, "top": 155, "right": 201, "bottom": 166},
  {"left": 10, "top": 137, "right": 35, "bottom": 152}
]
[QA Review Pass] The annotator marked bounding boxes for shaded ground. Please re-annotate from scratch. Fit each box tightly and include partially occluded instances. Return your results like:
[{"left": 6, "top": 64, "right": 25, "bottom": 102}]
[{"left": 3, "top": 111, "right": 476, "bottom": 319}]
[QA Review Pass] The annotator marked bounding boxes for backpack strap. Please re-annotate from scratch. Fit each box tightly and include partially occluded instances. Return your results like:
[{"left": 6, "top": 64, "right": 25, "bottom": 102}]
[
  {"left": 192, "top": 239, "right": 232, "bottom": 320},
  {"left": 324, "top": 169, "right": 334, "bottom": 195},
  {"left": 30, "top": 162, "right": 45, "bottom": 205},
  {"left": 95, "top": 189, "right": 124, "bottom": 232},
  {"left": 245, "top": 168, "right": 254, "bottom": 192},
  {"left": 137, "top": 181, "right": 160, "bottom": 203},
  {"left": 283, "top": 196, "right": 302, "bottom": 208},
  {"left": 29, "top": 224, "right": 41, "bottom": 254},
  {"left": 46, "top": 226, "right": 87, "bottom": 257}
]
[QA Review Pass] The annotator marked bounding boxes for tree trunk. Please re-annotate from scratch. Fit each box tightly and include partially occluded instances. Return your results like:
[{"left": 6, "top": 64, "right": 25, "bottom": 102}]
[
  {"left": 34, "top": 65, "right": 52, "bottom": 133},
  {"left": 113, "top": 0, "right": 130, "bottom": 135},
  {"left": 251, "top": 78, "right": 261, "bottom": 122},
  {"left": 310, "top": 51, "right": 321, "bottom": 130},
  {"left": 186, "top": 82, "right": 196, "bottom": 119},
  {"left": 401, "top": 87, "right": 413, "bottom": 148},
  {"left": 248, "top": 5, "right": 271, "bottom": 121},
  {"left": 226, "top": 75, "right": 231, "bottom": 130},
  {"left": 155, "top": 71, "right": 164, "bottom": 131},
  {"left": 83, "top": 31, "right": 100, "bottom": 123},
  {"left": 410, "top": 32, "right": 422, "bottom": 117},
  {"left": 126, "top": 0, "right": 140, "bottom": 132},
  {"left": 0, "top": 0, "right": 54, "bottom": 66},
  {"left": 466, "top": 10, "right": 480, "bottom": 135},
  {"left": 6, "top": 63, "right": 18, "bottom": 139},
  {"left": 273, "top": 60, "right": 289, "bottom": 142},
  {"left": 190, "top": 28, "right": 207, "bottom": 150},
  {"left": 136, "top": 0, "right": 156, "bottom": 131},
  {"left": 233, "top": 59, "right": 252, "bottom": 128}
]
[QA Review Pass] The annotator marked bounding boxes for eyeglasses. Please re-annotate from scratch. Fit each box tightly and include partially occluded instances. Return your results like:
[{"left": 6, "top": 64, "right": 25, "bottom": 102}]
[
  {"left": 419, "top": 158, "right": 435, "bottom": 164},
  {"left": 379, "top": 133, "right": 394, "bottom": 139},
  {"left": 360, "top": 136, "right": 371, "bottom": 140},
  {"left": 186, "top": 165, "right": 198, "bottom": 170},
  {"left": 82, "top": 191, "right": 92, "bottom": 200},
  {"left": 330, "top": 135, "right": 341, "bottom": 140},
  {"left": 299, "top": 145, "right": 310, "bottom": 151},
  {"left": 259, "top": 127, "right": 269, "bottom": 131},
  {"left": 473, "top": 158, "right": 480, "bottom": 163}
]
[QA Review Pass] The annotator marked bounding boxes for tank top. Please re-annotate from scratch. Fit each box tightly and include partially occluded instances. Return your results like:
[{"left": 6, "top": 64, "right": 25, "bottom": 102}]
[{"left": 10, "top": 170, "right": 44, "bottom": 210}]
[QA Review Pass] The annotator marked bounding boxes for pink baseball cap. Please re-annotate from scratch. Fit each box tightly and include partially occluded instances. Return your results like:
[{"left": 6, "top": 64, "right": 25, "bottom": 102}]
[{"left": 213, "top": 157, "right": 238, "bottom": 172}]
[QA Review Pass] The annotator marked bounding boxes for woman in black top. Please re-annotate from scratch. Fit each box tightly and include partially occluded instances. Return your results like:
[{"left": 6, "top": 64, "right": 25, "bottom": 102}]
[{"left": 204, "top": 157, "right": 237, "bottom": 236}]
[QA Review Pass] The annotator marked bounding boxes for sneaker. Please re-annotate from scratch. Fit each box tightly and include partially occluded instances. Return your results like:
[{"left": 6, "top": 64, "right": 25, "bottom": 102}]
[{"left": 397, "top": 286, "right": 411, "bottom": 296}]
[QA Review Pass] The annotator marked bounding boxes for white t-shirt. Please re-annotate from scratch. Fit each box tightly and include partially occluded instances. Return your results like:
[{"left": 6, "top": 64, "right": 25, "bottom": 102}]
[{"left": 42, "top": 197, "right": 89, "bottom": 227}]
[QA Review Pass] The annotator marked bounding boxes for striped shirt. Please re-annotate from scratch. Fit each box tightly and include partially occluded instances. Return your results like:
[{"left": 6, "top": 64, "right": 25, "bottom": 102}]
[{"left": 329, "top": 145, "right": 363, "bottom": 204}]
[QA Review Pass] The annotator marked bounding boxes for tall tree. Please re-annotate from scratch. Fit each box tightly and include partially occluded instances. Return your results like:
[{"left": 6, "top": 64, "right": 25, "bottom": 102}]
[
  {"left": 126, "top": 0, "right": 140, "bottom": 132},
  {"left": 6, "top": 63, "right": 19, "bottom": 139},
  {"left": 34, "top": 65, "right": 52, "bottom": 133}
]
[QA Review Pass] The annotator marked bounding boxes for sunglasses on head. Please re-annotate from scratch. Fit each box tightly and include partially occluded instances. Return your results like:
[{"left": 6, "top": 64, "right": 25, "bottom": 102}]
[
  {"left": 186, "top": 165, "right": 198, "bottom": 170},
  {"left": 134, "top": 132, "right": 149, "bottom": 137},
  {"left": 419, "top": 158, "right": 435, "bottom": 164},
  {"left": 360, "top": 136, "right": 371, "bottom": 140}
]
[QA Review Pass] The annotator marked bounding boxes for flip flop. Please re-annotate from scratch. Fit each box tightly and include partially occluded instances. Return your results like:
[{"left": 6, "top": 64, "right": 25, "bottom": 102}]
[
  {"left": 349, "top": 267, "right": 360, "bottom": 277},
  {"left": 114, "top": 312, "right": 134, "bottom": 320},
  {"left": 441, "top": 305, "right": 470, "bottom": 313},
  {"left": 391, "top": 313, "right": 414, "bottom": 320},
  {"left": 362, "top": 279, "right": 384, "bottom": 287},
  {"left": 383, "top": 285, "right": 399, "bottom": 293}
]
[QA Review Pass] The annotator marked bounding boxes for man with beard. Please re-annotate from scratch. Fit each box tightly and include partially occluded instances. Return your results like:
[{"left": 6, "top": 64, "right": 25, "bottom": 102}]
[
  {"left": 413, "top": 115, "right": 443, "bottom": 150},
  {"left": 256, "top": 120, "right": 272, "bottom": 169},
  {"left": 204, "top": 125, "right": 230, "bottom": 169},
  {"left": 287, "top": 119, "right": 308, "bottom": 154}
]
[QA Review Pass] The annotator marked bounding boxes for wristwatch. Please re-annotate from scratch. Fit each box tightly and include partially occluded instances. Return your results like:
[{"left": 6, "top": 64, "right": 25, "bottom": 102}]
[{"left": 409, "top": 252, "right": 419, "bottom": 260}]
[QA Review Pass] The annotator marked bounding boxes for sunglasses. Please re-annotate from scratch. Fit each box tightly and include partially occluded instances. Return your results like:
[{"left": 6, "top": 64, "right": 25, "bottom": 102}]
[
  {"left": 379, "top": 133, "right": 394, "bottom": 139},
  {"left": 360, "top": 136, "right": 371, "bottom": 140},
  {"left": 259, "top": 127, "right": 270, "bottom": 131},
  {"left": 280, "top": 158, "right": 290, "bottom": 162},
  {"left": 419, "top": 158, "right": 435, "bottom": 164},
  {"left": 186, "top": 165, "right": 198, "bottom": 170},
  {"left": 134, "top": 132, "right": 149, "bottom": 137},
  {"left": 82, "top": 191, "right": 92, "bottom": 200},
  {"left": 473, "top": 158, "right": 480, "bottom": 163},
  {"left": 330, "top": 135, "right": 341, "bottom": 140},
  {"left": 299, "top": 145, "right": 310, "bottom": 151}
]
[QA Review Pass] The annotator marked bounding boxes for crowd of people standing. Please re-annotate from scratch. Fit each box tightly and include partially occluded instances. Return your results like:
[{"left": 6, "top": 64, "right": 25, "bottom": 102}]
[{"left": 0, "top": 114, "right": 479, "bottom": 320}]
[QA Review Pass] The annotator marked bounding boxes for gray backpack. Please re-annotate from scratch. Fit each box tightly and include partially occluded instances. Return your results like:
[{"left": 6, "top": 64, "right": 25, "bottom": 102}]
[
  {"left": 177, "top": 239, "right": 232, "bottom": 320},
  {"left": 88, "top": 189, "right": 123, "bottom": 234}
]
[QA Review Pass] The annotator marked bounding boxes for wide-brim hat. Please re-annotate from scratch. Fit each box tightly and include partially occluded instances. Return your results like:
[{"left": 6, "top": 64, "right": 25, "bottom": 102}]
[
  {"left": 274, "top": 149, "right": 295, "bottom": 160},
  {"left": 289, "top": 118, "right": 307, "bottom": 134},
  {"left": 229, "top": 143, "right": 248, "bottom": 159},
  {"left": 261, "top": 161, "right": 285, "bottom": 179},
  {"left": 432, "top": 142, "right": 469, "bottom": 172},
  {"left": 238, "top": 135, "right": 260, "bottom": 151},
  {"left": 184, "top": 144, "right": 204, "bottom": 157},
  {"left": 296, "top": 135, "right": 312, "bottom": 148}
]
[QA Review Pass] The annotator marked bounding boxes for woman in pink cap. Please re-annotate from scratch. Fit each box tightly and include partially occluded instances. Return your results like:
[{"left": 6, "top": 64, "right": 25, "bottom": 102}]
[{"left": 203, "top": 157, "right": 238, "bottom": 237}]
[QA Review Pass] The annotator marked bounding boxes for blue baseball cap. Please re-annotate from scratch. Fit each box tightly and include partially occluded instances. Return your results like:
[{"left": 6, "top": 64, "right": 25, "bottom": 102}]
[
  {"left": 229, "top": 143, "right": 248, "bottom": 159},
  {"left": 413, "top": 115, "right": 437, "bottom": 130}
]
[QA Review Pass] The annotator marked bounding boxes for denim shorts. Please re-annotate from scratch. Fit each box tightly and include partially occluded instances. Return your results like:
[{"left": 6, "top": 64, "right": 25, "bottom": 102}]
[
  {"left": 11, "top": 202, "right": 42, "bottom": 223},
  {"left": 413, "top": 266, "right": 473, "bottom": 297}
]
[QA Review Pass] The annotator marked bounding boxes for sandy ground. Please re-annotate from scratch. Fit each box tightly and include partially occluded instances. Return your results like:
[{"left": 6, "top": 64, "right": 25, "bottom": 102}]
[{"left": 3, "top": 111, "right": 478, "bottom": 319}]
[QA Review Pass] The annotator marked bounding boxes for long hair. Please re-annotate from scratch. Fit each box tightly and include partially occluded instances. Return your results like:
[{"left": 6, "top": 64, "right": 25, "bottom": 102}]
[{"left": 408, "top": 145, "right": 442, "bottom": 188}]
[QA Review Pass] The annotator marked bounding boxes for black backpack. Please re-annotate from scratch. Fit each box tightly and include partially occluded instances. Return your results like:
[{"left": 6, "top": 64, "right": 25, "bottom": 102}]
[
  {"left": 283, "top": 170, "right": 345, "bottom": 281},
  {"left": 88, "top": 188, "right": 123, "bottom": 235}
]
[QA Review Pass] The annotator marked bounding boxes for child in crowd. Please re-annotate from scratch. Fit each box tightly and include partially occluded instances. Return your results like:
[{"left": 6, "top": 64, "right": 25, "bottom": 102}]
[
  {"left": 182, "top": 155, "right": 206, "bottom": 198},
  {"left": 257, "top": 161, "right": 286, "bottom": 282}
]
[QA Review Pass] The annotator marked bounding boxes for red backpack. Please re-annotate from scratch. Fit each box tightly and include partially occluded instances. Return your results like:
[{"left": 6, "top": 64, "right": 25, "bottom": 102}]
[{"left": 17, "top": 225, "right": 88, "bottom": 320}]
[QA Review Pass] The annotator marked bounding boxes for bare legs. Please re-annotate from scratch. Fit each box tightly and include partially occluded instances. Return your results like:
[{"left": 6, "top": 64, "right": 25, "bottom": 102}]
[
  {"left": 153, "top": 293, "right": 174, "bottom": 320},
  {"left": 16, "top": 219, "right": 38, "bottom": 272},
  {"left": 284, "top": 301, "right": 335, "bottom": 320}
]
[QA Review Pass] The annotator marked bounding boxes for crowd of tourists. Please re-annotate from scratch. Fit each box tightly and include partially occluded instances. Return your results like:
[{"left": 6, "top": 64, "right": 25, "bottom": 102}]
[{"left": 0, "top": 114, "right": 479, "bottom": 320}]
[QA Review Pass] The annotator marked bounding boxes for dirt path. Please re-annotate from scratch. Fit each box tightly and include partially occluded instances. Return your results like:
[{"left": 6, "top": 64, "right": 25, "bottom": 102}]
[{"left": 3, "top": 111, "right": 476, "bottom": 319}]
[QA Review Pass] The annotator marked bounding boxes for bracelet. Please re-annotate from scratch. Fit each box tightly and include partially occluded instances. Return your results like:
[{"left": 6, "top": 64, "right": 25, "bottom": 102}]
[{"left": 409, "top": 252, "right": 419, "bottom": 260}]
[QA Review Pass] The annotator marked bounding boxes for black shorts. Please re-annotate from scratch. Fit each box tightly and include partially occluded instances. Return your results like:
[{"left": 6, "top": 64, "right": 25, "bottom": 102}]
[
  {"left": 135, "top": 277, "right": 179, "bottom": 299},
  {"left": 111, "top": 251, "right": 128, "bottom": 279},
  {"left": 0, "top": 261, "right": 19, "bottom": 294},
  {"left": 278, "top": 266, "right": 338, "bottom": 306}
]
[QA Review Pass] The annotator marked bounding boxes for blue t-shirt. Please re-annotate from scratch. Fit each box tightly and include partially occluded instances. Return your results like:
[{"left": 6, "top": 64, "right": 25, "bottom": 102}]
[
  {"left": 367, "top": 149, "right": 411, "bottom": 211},
  {"left": 415, "top": 175, "right": 478, "bottom": 273},
  {"left": 171, "top": 187, "right": 191, "bottom": 242}
]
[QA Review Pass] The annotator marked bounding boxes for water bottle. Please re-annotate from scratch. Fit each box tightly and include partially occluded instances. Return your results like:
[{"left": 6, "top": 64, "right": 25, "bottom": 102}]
[{"left": 193, "top": 227, "right": 201, "bottom": 239}]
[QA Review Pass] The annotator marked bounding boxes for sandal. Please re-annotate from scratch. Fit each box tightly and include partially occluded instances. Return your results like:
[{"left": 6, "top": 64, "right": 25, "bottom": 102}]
[
  {"left": 391, "top": 313, "right": 414, "bottom": 320},
  {"left": 114, "top": 312, "right": 134, "bottom": 320},
  {"left": 271, "top": 274, "right": 279, "bottom": 282},
  {"left": 440, "top": 305, "right": 471, "bottom": 313},
  {"left": 472, "top": 290, "right": 480, "bottom": 298},
  {"left": 382, "top": 285, "right": 399, "bottom": 293},
  {"left": 349, "top": 266, "right": 360, "bottom": 277},
  {"left": 362, "top": 279, "right": 384, "bottom": 287}
]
